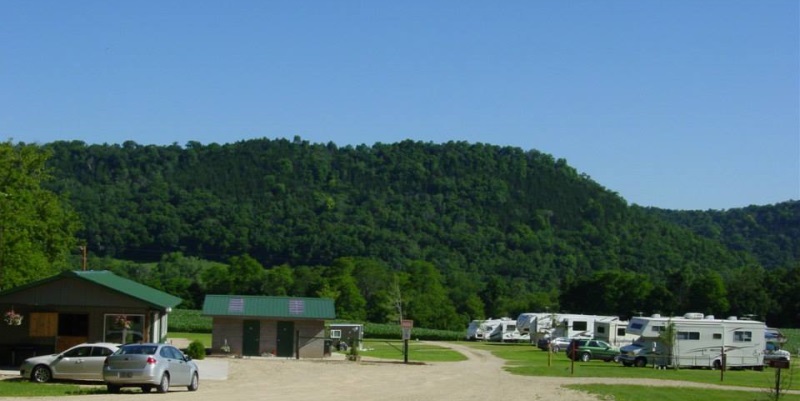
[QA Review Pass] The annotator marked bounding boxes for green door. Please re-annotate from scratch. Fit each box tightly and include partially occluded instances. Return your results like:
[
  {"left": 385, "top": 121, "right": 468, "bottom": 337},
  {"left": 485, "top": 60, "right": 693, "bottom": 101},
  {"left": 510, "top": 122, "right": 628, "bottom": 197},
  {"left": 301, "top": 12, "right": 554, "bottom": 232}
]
[
  {"left": 276, "top": 321, "right": 295, "bottom": 357},
  {"left": 242, "top": 320, "right": 260, "bottom": 356}
]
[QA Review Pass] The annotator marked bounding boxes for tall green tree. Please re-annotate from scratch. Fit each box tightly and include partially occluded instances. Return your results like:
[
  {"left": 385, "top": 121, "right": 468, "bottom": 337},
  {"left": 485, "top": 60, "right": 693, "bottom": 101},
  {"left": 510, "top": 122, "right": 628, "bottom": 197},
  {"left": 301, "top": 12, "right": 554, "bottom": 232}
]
[{"left": 0, "top": 142, "right": 80, "bottom": 289}]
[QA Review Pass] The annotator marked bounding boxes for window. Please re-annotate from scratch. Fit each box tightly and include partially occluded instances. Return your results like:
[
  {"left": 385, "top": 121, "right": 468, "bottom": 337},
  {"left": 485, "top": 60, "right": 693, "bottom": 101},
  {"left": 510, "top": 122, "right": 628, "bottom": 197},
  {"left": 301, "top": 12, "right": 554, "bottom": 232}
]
[
  {"left": 677, "top": 331, "right": 700, "bottom": 340},
  {"left": 91, "top": 347, "right": 115, "bottom": 357},
  {"left": 617, "top": 328, "right": 626, "bottom": 336},
  {"left": 59, "top": 314, "right": 89, "bottom": 336},
  {"left": 330, "top": 329, "right": 342, "bottom": 339},
  {"left": 573, "top": 321, "right": 588, "bottom": 331},
  {"left": 630, "top": 323, "right": 643, "bottom": 330},
  {"left": 63, "top": 346, "right": 91, "bottom": 358},
  {"left": 597, "top": 326, "right": 606, "bottom": 334},
  {"left": 713, "top": 333, "right": 722, "bottom": 340},
  {"left": 651, "top": 325, "right": 664, "bottom": 333},
  {"left": 104, "top": 314, "right": 144, "bottom": 343},
  {"left": 734, "top": 331, "right": 752, "bottom": 342}
]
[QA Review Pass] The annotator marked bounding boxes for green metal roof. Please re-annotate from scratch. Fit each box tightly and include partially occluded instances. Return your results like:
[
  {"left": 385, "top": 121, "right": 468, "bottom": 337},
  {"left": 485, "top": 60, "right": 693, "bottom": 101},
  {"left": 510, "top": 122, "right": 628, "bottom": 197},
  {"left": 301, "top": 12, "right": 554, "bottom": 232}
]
[
  {"left": 0, "top": 270, "right": 183, "bottom": 310},
  {"left": 70, "top": 270, "right": 183, "bottom": 310},
  {"left": 202, "top": 295, "right": 336, "bottom": 320}
]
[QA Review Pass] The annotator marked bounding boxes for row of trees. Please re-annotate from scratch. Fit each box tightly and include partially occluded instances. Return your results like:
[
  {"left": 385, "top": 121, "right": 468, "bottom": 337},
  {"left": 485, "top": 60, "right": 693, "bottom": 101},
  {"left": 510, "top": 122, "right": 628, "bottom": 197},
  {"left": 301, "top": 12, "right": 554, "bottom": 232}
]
[{"left": 2, "top": 139, "right": 799, "bottom": 330}]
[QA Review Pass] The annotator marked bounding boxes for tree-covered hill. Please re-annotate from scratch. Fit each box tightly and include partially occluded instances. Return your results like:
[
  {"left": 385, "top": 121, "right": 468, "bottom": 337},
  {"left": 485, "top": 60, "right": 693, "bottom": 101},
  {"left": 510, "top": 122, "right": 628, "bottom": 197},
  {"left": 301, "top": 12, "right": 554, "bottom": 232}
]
[
  {"left": 11, "top": 138, "right": 797, "bottom": 328},
  {"left": 647, "top": 201, "right": 800, "bottom": 270}
]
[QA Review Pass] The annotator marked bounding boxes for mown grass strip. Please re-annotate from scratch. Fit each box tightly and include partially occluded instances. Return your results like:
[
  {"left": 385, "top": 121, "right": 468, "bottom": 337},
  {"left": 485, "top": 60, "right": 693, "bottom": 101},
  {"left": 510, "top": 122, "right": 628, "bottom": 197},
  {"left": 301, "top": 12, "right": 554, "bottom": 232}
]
[
  {"left": 356, "top": 339, "right": 467, "bottom": 362},
  {"left": 466, "top": 342, "right": 800, "bottom": 390},
  {"left": 567, "top": 384, "right": 800, "bottom": 401},
  {"left": 0, "top": 379, "right": 106, "bottom": 397}
]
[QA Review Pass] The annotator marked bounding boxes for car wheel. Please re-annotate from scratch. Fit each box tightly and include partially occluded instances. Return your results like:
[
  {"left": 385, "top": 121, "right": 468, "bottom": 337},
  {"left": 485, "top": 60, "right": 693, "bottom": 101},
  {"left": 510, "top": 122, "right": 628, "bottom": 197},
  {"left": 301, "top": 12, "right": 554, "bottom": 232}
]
[
  {"left": 580, "top": 352, "right": 591, "bottom": 362},
  {"left": 31, "top": 365, "right": 52, "bottom": 383},
  {"left": 187, "top": 372, "right": 199, "bottom": 391},
  {"left": 634, "top": 357, "right": 647, "bottom": 368},
  {"left": 107, "top": 384, "right": 121, "bottom": 393},
  {"left": 156, "top": 373, "right": 170, "bottom": 393}
]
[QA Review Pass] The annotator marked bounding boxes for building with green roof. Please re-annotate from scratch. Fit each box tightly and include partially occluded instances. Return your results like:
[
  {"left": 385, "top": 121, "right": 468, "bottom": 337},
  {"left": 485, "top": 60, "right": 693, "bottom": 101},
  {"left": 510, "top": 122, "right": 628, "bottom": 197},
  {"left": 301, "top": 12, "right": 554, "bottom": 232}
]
[
  {"left": 202, "top": 294, "right": 335, "bottom": 358},
  {"left": 0, "top": 270, "right": 183, "bottom": 366}
]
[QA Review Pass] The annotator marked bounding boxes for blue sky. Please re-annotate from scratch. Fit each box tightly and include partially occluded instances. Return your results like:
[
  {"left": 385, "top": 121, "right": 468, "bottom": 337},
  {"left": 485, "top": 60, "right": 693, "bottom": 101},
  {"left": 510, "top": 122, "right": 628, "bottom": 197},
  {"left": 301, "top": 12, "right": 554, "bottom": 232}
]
[{"left": 1, "top": 1, "right": 798, "bottom": 211}]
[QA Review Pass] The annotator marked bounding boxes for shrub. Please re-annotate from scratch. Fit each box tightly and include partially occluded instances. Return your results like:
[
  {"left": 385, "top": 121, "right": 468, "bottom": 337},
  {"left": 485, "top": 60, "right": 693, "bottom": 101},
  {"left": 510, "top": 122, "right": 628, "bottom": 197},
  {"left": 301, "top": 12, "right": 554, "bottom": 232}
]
[{"left": 186, "top": 340, "right": 206, "bottom": 360}]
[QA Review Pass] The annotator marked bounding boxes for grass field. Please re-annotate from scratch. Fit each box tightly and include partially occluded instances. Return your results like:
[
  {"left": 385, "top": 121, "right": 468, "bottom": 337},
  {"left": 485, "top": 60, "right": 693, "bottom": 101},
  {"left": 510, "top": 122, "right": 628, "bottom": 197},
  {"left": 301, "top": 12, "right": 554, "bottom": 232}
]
[
  {"left": 470, "top": 343, "right": 800, "bottom": 401},
  {"left": 355, "top": 339, "right": 467, "bottom": 362},
  {"left": 566, "top": 383, "right": 800, "bottom": 401},
  {"left": 168, "top": 331, "right": 212, "bottom": 347}
]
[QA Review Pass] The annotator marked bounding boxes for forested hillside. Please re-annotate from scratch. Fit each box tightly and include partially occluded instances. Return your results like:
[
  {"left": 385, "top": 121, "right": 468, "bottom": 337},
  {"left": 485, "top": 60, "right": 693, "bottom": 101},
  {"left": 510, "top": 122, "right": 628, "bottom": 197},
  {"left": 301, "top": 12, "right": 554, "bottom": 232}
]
[
  {"left": 4, "top": 138, "right": 798, "bottom": 329},
  {"left": 648, "top": 203, "right": 800, "bottom": 270}
]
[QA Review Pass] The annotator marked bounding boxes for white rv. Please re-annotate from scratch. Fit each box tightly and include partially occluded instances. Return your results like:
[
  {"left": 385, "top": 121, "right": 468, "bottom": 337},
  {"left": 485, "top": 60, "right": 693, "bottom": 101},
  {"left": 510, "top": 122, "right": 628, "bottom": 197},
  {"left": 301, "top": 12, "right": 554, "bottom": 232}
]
[
  {"left": 487, "top": 318, "right": 527, "bottom": 342},
  {"left": 594, "top": 317, "right": 638, "bottom": 347},
  {"left": 466, "top": 320, "right": 482, "bottom": 341},
  {"left": 619, "top": 313, "right": 766, "bottom": 369},
  {"left": 517, "top": 313, "right": 620, "bottom": 345}
]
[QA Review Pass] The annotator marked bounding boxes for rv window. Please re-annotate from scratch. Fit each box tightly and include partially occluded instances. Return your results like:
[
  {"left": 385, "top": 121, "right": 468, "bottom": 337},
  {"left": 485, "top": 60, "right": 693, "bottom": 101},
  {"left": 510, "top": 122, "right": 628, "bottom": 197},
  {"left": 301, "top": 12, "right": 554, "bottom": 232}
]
[
  {"left": 597, "top": 327, "right": 606, "bottom": 334},
  {"left": 713, "top": 333, "right": 722, "bottom": 340},
  {"left": 652, "top": 326, "right": 664, "bottom": 333},
  {"left": 734, "top": 331, "right": 752, "bottom": 342},
  {"left": 573, "top": 321, "right": 588, "bottom": 331},
  {"left": 331, "top": 330, "right": 342, "bottom": 339},
  {"left": 617, "top": 328, "right": 626, "bottom": 336},
  {"left": 677, "top": 331, "right": 700, "bottom": 340},
  {"left": 630, "top": 323, "right": 643, "bottom": 330}
]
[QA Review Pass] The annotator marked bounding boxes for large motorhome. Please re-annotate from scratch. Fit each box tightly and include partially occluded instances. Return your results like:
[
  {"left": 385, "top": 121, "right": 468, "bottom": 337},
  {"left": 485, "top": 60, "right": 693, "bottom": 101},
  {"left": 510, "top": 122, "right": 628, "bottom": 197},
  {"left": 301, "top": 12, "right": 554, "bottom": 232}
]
[
  {"left": 619, "top": 313, "right": 766, "bottom": 369},
  {"left": 465, "top": 318, "right": 509, "bottom": 341}
]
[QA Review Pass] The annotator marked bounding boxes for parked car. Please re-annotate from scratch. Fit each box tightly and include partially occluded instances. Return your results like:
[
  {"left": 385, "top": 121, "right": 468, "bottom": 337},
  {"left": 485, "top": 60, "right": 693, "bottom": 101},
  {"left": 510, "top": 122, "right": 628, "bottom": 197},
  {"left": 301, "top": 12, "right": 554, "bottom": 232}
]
[
  {"left": 103, "top": 343, "right": 199, "bottom": 393},
  {"left": 764, "top": 342, "right": 791, "bottom": 364},
  {"left": 566, "top": 339, "right": 621, "bottom": 362},
  {"left": 20, "top": 342, "right": 120, "bottom": 383},
  {"left": 536, "top": 337, "right": 572, "bottom": 352}
]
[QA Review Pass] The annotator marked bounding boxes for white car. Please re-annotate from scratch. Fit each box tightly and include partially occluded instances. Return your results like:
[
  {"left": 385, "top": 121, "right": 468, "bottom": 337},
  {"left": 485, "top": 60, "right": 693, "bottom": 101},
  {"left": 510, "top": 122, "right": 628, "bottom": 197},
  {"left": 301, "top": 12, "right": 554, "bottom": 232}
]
[{"left": 20, "top": 342, "right": 120, "bottom": 383}]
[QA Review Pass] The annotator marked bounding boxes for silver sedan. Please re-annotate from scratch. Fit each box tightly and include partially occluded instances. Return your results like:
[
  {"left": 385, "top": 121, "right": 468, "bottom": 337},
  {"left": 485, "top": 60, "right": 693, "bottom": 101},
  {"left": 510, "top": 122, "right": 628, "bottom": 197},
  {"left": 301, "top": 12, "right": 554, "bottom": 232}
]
[
  {"left": 20, "top": 342, "right": 120, "bottom": 383},
  {"left": 102, "top": 343, "right": 199, "bottom": 393}
]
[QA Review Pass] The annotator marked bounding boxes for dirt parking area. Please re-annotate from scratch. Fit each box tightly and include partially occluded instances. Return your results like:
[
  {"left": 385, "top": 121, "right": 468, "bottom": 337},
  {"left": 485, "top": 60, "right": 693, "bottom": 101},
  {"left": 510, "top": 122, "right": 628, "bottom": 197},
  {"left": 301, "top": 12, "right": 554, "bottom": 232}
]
[{"left": 0, "top": 342, "right": 778, "bottom": 401}]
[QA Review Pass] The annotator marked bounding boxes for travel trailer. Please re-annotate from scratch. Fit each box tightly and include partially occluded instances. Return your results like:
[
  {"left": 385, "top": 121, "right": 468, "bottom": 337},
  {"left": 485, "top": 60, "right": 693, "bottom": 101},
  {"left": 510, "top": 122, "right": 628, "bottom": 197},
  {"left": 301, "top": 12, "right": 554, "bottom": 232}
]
[
  {"left": 594, "top": 317, "right": 638, "bottom": 346},
  {"left": 466, "top": 320, "right": 486, "bottom": 341},
  {"left": 465, "top": 318, "right": 507, "bottom": 341},
  {"left": 516, "top": 313, "right": 620, "bottom": 345},
  {"left": 487, "top": 318, "right": 527, "bottom": 342},
  {"left": 619, "top": 313, "right": 767, "bottom": 369}
]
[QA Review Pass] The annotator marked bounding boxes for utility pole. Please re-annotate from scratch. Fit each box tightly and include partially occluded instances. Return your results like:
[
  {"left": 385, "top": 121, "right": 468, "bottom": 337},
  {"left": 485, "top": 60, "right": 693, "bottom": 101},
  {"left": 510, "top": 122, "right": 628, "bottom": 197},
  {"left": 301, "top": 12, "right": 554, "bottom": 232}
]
[{"left": 79, "top": 244, "right": 87, "bottom": 270}]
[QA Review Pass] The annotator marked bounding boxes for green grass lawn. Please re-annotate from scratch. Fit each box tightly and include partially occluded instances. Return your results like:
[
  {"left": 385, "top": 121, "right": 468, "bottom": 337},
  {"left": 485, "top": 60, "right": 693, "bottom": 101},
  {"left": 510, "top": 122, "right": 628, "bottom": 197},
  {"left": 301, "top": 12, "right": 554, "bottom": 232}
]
[
  {"left": 353, "top": 339, "right": 467, "bottom": 362},
  {"left": 567, "top": 384, "right": 800, "bottom": 401},
  {"left": 465, "top": 342, "right": 800, "bottom": 393},
  {"left": 0, "top": 379, "right": 106, "bottom": 397},
  {"left": 168, "top": 331, "right": 212, "bottom": 347}
]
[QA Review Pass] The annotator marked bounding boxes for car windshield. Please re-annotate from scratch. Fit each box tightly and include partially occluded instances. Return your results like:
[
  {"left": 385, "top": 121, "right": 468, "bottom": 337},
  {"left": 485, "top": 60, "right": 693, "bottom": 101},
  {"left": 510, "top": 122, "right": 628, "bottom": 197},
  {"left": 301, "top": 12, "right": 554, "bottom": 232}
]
[{"left": 116, "top": 345, "right": 158, "bottom": 355}]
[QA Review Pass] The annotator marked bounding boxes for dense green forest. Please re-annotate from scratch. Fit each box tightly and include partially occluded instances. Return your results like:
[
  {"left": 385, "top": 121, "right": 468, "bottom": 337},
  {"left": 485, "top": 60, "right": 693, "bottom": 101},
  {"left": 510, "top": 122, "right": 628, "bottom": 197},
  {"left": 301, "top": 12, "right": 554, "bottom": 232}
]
[{"left": 2, "top": 139, "right": 798, "bottom": 330}]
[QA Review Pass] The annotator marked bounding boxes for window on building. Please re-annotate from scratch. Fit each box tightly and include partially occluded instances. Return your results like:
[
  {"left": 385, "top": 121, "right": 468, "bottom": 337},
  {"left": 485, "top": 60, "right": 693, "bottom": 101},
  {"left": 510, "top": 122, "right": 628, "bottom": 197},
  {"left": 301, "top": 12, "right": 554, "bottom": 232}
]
[
  {"left": 59, "top": 314, "right": 89, "bottom": 337},
  {"left": 330, "top": 329, "right": 342, "bottom": 339},
  {"left": 104, "top": 314, "right": 144, "bottom": 343}
]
